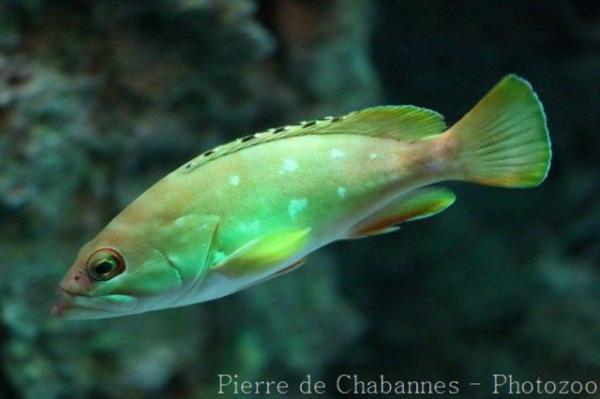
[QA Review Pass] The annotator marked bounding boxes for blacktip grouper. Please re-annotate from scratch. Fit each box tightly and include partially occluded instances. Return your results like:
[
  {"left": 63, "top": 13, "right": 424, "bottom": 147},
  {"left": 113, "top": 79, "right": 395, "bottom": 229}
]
[{"left": 53, "top": 75, "right": 551, "bottom": 319}]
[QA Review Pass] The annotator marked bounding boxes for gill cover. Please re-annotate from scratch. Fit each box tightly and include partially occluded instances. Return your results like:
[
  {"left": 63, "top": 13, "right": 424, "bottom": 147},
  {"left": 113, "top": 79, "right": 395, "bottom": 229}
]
[{"left": 107, "top": 213, "right": 221, "bottom": 298}]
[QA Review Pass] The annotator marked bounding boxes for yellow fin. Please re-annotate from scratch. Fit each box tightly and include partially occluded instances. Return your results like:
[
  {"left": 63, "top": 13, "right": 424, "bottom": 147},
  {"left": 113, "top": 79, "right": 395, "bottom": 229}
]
[
  {"left": 450, "top": 75, "right": 551, "bottom": 187},
  {"left": 179, "top": 106, "right": 445, "bottom": 174},
  {"left": 211, "top": 228, "right": 311, "bottom": 277},
  {"left": 348, "top": 187, "right": 456, "bottom": 239},
  {"left": 316, "top": 106, "right": 446, "bottom": 141}
]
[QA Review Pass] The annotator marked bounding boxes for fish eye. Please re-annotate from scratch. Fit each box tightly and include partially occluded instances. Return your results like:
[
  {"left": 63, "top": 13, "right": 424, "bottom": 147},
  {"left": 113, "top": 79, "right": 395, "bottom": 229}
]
[{"left": 86, "top": 248, "right": 125, "bottom": 281}]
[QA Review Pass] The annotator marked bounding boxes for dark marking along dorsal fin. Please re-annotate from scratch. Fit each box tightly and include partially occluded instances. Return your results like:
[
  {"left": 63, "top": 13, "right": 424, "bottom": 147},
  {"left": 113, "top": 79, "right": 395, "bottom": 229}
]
[{"left": 180, "top": 105, "right": 446, "bottom": 174}]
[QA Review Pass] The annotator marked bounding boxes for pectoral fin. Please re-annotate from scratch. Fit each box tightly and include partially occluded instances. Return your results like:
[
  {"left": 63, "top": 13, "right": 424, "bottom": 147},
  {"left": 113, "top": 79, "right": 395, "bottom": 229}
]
[
  {"left": 348, "top": 187, "right": 456, "bottom": 239},
  {"left": 211, "top": 228, "right": 311, "bottom": 277}
]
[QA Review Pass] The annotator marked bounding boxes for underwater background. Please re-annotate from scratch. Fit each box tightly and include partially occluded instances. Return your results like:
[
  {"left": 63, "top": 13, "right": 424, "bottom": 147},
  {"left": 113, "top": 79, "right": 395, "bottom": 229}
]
[{"left": 0, "top": 0, "right": 598, "bottom": 398}]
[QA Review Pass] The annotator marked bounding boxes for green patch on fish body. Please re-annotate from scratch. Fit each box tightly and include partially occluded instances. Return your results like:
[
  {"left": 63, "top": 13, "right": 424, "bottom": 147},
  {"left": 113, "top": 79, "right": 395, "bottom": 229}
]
[{"left": 54, "top": 75, "right": 551, "bottom": 319}]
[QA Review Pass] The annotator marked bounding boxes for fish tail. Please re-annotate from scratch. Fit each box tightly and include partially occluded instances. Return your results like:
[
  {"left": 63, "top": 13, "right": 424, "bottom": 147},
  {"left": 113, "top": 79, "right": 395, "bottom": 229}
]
[{"left": 445, "top": 75, "right": 551, "bottom": 187}]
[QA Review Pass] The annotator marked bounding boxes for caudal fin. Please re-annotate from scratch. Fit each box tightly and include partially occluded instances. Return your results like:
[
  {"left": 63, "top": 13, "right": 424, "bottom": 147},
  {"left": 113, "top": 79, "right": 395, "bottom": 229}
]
[{"left": 448, "top": 75, "right": 551, "bottom": 187}]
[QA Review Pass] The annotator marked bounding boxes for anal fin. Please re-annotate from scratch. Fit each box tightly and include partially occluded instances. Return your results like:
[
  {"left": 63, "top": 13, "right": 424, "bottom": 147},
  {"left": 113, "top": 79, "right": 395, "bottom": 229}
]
[{"left": 348, "top": 187, "right": 456, "bottom": 239}]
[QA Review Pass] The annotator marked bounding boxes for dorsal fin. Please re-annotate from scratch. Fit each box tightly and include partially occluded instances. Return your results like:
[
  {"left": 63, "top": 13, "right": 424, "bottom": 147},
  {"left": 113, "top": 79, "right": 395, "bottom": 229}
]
[
  {"left": 179, "top": 105, "right": 446, "bottom": 174},
  {"left": 312, "top": 106, "right": 446, "bottom": 141}
]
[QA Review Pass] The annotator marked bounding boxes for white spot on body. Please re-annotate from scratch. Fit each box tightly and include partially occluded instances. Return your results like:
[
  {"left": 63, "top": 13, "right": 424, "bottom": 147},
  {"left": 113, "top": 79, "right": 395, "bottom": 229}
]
[
  {"left": 337, "top": 186, "right": 347, "bottom": 199},
  {"left": 330, "top": 148, "right": 346, "bottom": 159},
  {"left": 238, "top": 219, "right": 261, "bottom": 234},
  {"left": 229, "top": 174, "right": 240, "bottom": 186},
  {"left": 288, "top": 198, "right": 308, "bottom": 220},
  {"left": 279, "top": 158, "right": 299, "bottom": 174},
  {"left": 369, "top": 152, "right": 378, "bottom": 160}
]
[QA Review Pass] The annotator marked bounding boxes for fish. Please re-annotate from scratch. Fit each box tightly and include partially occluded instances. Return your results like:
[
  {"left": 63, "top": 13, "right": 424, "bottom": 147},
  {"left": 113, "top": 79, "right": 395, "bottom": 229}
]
[{"left": 53, "top": 75, "right": 551, "bottom": 319}]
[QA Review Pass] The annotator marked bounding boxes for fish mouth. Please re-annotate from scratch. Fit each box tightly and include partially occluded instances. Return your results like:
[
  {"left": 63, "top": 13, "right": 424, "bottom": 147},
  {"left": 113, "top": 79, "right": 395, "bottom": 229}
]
[{"left": 52, "top": 286, "right": 138, "bottom": 320}]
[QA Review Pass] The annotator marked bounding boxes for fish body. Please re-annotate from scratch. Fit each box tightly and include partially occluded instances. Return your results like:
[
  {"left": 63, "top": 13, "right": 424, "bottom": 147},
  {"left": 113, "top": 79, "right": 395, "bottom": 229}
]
[
  {"left": 53, "top": 75, "right": 551, "bottom": 319},
  {"left": 114, "top": 134, "right": 438, "bottom": 303}
]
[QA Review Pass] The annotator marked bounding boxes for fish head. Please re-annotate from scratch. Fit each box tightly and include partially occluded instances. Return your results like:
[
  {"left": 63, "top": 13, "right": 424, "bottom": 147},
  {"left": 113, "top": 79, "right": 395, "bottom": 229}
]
[{"left": 52, "top": 221, "right": 187, "bottom": 320}]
